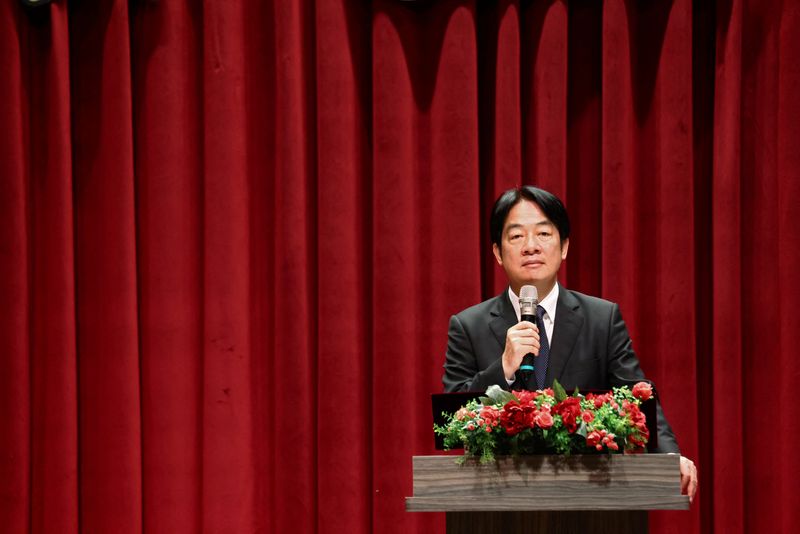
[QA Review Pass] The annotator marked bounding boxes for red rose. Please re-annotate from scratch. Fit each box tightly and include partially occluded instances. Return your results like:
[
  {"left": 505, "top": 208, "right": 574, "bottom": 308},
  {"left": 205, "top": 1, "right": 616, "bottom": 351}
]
[
  {"left": 603, "top": 433, "right": 619, "bottom": 451},
  {"left": 623, "top": 402, "right": 648, "bottom": 431},
  {"left": 501, "top": 399, "right": 537, "bottom": 435},
  {"left": 622, "top": 400, "right": 636, "bottom": 416},
  {"left": 632, "top": 382, "right": 653, "bottom": 401},
  {"left": 587, "top": 430, "right": 603, "bottom": 450},
  {"left": 589, "top": 392, "right": 612, "bottom": 408},
  {"left": 481, "top": 406, "right": 499, "bottom": 419},
  {"left": 553, "top": 397, "right": 582, "bottom": 433},
  {"left": 581, "top": 410, "right": 595, "bottom": 423},
  {"left": 499, "top": 402, "right": 526, "bottom": 435},
  {"left": 629, "top": 432, "right": 647, "bottom": 449},
  {"left": 513, "top": 390, "right": 539, "bottom": 405}
]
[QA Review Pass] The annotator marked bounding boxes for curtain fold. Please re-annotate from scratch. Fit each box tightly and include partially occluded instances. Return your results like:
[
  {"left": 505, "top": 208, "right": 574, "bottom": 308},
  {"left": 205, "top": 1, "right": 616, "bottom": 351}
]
[
  {"left": 710, "top": 1, "right": 744, "bottom": 531},
  {"left": 1, "top": 1, "right": 798, "bottom": 533},
  {"left": 131, "top": 1, "right": 203, "bottom": 532},
  {"left": 69, "top": 1, "right": 142, "bottom": 531},
  {"left": 314, "top": 2, "right": 372, "bottom": 533},
  {"left": 1, "top": 3, "right": 31, "bottom": 533}
]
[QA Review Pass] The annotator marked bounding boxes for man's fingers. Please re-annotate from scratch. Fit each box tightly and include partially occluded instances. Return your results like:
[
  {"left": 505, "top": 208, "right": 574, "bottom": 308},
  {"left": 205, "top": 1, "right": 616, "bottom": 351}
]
[
  {"left": 681, "top": 473, "right": 698, "bottom": 503},
  {"left": 679, "top": 456, "right": 698, "bottom": 504},
  {"left": 509, "top": 322, "right": 537, "bottom": 335},
  {"left": 513, "top": 328, "right": 537, "bottom": 338},
  {"left": 511, "top": 339, "right": 539, "bottom": 353},
  {"left": 512, "top": 336, "right": 537, "bottom": 346},
  {"left": 506, "top": 323, "right": 541, "bottom": 362}
]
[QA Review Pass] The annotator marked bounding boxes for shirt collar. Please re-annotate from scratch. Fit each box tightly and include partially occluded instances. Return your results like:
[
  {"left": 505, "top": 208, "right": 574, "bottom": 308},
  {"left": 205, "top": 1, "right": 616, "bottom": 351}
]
[{"left": 509, "top": 283, "right": 559, "bottom": 323}]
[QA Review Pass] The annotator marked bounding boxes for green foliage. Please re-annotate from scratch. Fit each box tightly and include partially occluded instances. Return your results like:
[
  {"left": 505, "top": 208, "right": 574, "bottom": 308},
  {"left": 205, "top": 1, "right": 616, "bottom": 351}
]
[{"left": 552, "top": 379, "right": 568, "bottom": 402}]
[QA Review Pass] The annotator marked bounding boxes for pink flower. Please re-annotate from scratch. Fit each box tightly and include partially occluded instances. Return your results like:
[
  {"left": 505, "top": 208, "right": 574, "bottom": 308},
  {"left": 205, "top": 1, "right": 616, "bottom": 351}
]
[
  {"left": 581, "top": 410, "right": 595, "bottom": 423},
  {"left": 480, "top": 406, "right": 501, "bottom": 431},
  {"left": 535, "top": 410, "right": 554, "bottom": 429}
]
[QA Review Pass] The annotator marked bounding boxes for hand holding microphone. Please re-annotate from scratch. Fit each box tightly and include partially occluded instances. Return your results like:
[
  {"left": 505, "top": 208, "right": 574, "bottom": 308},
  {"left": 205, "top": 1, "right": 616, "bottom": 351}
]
[{"left": 501, "top": 285, "right": 540, "bottom": 381}]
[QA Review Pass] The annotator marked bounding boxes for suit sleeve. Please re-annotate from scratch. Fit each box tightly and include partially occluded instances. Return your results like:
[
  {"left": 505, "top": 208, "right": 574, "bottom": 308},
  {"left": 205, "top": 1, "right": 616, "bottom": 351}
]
[
  {"left": 442, "top": 314, "right": 510, "bottom": 393},
  {"left": 607, "top": 304, "right": 681, "bottom": 454}
]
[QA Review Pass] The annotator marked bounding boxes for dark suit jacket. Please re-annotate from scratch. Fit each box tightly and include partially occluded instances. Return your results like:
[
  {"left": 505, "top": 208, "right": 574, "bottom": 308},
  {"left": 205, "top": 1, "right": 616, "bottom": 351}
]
[{"left": 442, "top": 285, "right": 680, "bottom": 453}]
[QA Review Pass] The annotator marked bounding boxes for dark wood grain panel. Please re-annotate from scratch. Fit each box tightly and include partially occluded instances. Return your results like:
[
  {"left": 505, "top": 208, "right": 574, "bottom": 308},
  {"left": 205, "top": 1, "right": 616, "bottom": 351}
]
[{"left": 406, "top": 454, "right": 688, "bottom": 511}]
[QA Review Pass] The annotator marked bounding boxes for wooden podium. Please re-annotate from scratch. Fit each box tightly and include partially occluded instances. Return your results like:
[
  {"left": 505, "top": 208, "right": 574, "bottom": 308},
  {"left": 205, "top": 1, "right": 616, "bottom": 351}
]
[{"left": 406, "top": 454, "right": 688, "bottom": 534}]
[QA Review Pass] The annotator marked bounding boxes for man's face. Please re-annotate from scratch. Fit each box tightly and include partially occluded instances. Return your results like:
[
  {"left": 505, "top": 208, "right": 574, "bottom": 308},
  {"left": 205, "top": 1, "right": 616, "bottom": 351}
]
[{"left": 492, "top": 199, "right": 569, "bottom": 296}]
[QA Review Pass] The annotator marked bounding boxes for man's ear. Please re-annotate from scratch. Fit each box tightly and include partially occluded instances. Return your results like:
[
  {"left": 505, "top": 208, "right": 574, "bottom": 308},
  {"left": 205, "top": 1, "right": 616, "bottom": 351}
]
[
  {"left": 560, "top": 238, "right": 569, "bottom": 260},
  {"left": 492, "top": 243, "right": 503, "bottom": 266}
]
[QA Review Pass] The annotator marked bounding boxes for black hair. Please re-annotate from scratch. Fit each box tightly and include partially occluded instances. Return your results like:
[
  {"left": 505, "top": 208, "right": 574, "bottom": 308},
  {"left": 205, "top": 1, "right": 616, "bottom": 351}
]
[{"left": 489, "top": 186, "right": 571, "bottom": 247}]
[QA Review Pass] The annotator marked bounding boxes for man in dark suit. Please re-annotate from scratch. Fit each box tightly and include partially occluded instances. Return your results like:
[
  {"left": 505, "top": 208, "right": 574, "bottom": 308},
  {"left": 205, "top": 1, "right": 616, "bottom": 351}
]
[{"left": 442, "top": 186, "right": 697, "bottom": 501}]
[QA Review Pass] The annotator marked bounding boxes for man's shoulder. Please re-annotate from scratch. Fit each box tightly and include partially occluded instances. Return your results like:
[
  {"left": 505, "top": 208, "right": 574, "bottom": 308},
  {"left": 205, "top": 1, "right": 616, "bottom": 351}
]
[
  {"left": 561, "top": 287, "right": 619, "bottom": 318},
  {"left": 563, "top": 288, "right": 616, "bottom": 307}
]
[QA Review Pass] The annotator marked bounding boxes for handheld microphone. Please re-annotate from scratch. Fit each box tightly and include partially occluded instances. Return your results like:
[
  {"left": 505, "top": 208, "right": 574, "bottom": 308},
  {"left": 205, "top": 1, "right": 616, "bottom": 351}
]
[{"left": 518, "top": 285, "right": 538, "bottom": 381}]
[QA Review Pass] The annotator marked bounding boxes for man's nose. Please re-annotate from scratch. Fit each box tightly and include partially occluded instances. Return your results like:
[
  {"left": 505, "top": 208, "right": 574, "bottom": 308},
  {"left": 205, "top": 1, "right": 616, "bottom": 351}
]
[{"left": 522, "top": 234, "right": 540, "bottom": 253}]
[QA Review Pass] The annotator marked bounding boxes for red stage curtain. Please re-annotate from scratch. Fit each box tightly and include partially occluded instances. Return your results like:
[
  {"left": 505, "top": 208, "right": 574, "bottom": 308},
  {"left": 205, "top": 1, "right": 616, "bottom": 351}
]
[{"left": 1, "top": 1, "right": 798, "bottom": 533}]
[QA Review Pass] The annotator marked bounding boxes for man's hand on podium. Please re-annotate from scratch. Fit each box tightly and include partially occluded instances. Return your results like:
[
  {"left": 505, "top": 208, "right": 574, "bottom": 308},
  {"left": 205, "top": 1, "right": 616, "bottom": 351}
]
[{"left": 680, "top": 456, "right": 698, "bottom": 503}]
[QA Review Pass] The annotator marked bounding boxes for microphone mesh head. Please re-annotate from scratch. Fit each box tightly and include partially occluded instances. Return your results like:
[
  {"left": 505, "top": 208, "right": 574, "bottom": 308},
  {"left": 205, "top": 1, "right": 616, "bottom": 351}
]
[
  {"left": 519, "top": 285, "right": 538, "bottom": 317},
  {"left": 520, "top": 285, "right": 538, "bottom": 301}
]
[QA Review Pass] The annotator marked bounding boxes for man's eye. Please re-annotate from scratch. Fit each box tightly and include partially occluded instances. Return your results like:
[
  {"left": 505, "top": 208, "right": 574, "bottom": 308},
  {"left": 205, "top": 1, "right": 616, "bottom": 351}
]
[{"left": 509, "top": 234, "right": 522, "bottom": 241}]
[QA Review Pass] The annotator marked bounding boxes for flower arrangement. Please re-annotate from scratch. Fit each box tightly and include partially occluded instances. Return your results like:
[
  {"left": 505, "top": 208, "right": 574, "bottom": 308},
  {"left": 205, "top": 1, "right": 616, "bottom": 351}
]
[{"left": 434, "top": 380, "right": 652, "bottom": 462}]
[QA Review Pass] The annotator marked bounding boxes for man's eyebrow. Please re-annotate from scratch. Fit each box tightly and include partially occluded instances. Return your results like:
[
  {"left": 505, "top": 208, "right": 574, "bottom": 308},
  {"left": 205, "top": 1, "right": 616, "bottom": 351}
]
[{"left": 504, "top": 220, "right": 553, "bottom": 232}]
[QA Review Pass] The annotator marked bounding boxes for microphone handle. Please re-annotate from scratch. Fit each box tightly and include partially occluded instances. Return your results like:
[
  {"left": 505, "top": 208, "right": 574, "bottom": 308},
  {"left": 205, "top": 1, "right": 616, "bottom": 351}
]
[{"left": 519, "top": 313, "right": 537, "bottom": 376}]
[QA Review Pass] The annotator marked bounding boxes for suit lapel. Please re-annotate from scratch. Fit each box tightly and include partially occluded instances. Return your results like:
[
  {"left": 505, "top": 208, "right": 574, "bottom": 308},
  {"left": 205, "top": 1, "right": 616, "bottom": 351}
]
[
  {"left": 489, "top": 289, "right": 516, "bottom": 350},
  {"left": 546, "top": 286, "right": 584, "bottom": 384}
]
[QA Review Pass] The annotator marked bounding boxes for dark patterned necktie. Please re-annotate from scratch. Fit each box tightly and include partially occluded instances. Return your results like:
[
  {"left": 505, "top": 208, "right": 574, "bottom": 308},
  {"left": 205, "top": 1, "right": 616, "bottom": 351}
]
[{"left": 534, "top": 305, "right": 550, "bottom": 389}]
